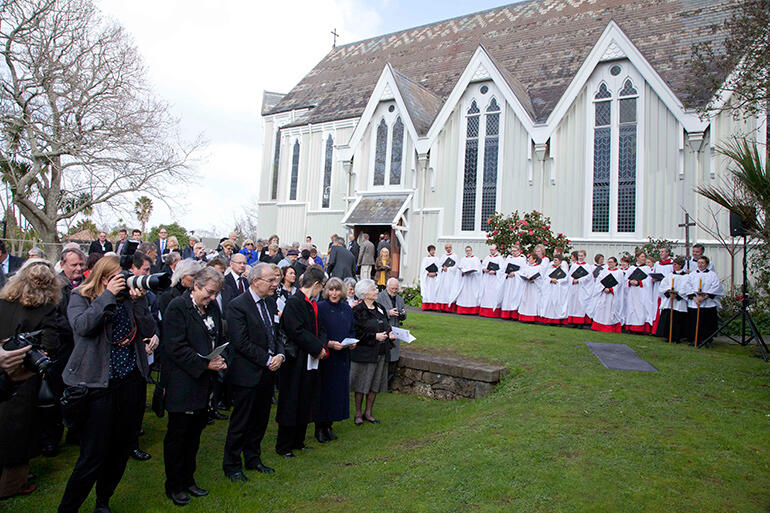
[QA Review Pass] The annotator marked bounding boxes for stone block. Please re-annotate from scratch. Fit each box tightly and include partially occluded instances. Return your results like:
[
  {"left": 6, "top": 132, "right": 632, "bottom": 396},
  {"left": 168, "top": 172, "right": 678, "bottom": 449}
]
[
  {"left": 433, "top": 389, "right": 456, "bottom": 401},
  {"left": 473, "top": 381, "right": 493, "bottom": 398},
  {"left": 412, "top": 382, "right": 434, "bottom": 398},
  {"left": 422, "top": 371, "right": 440, "bottom": 384}
]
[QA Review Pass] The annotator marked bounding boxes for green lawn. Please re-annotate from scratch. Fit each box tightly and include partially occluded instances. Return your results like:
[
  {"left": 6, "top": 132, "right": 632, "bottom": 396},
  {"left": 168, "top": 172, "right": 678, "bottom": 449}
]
[{"left": 9, "top": 312, "right": 770, "bottom": 512}]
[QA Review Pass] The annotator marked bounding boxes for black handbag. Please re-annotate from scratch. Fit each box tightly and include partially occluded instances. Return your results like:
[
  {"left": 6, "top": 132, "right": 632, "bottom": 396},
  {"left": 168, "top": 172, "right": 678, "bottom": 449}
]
[
  {"left": 60, "top": 384, "right": 90, "bottom": 429},
  {"left": 151, "top": 384, "right": 166, "bottom": 418}
]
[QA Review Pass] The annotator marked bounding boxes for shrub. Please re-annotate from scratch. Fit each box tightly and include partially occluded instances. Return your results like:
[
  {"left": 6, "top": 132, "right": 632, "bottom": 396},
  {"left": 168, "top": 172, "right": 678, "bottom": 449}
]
[
  {"left": 401, "top": 285, "right": 422, "bottom": 307},
  {"left": 485, "top": 210, "right": 571, "bottom": 258},
  {"left": 634, "top": 237, "right": 679, "bottom": 261}
]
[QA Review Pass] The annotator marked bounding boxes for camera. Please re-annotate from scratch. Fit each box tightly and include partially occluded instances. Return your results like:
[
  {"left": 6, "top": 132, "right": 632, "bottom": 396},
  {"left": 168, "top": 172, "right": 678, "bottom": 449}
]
[
  {"left": 117, "top": 270, "right": 171, "bottom": 299},
  {"left": 119, "top": 239, "right": 141, "bottom": 270},
  {"left": 1, "top": 330, "right": 51, "bottom": 375}
]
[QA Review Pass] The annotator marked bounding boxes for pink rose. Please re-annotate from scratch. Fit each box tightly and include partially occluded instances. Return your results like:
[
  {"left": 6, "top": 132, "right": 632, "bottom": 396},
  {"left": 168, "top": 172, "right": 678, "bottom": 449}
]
[
  {"left": 546, "top": 225, "right": 551, "bottom": 229},
  {"left": 521, "top": 221, "right": 528, "bottom": 226},
  {"left": 558, "top": 233, "right": 563, "bottom": 237},
  {"left": 493, "top": 230, "right": 498, "bottom": 235},
  {"left": 528, "top": 230, "right": 534, "bottom": 236}
]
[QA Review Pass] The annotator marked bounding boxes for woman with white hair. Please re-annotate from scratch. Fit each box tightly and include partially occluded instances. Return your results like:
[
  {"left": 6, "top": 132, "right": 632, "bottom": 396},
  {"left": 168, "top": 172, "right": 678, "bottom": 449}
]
[
  {"left": 344, "top": 277, "right": 358, "bottom": 308},
  {"left": 159, "top": 260, "right": 206, "bottom": 318},
  {"left": 350, "top": 279, "right": 394, "bottom": 426}
]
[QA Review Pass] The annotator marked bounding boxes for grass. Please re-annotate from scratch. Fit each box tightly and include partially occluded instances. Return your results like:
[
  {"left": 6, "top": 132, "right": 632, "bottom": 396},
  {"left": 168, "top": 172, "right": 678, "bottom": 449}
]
[{"left": 9, "top": 312, "right": 770, "bottom": 512}]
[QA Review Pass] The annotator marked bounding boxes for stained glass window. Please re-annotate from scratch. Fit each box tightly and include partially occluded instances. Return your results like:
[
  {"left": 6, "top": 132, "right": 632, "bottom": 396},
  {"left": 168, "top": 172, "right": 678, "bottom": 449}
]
[
  {"left": 289, "top": 140, "right": 300, "bottom": 201},
  {"left": 592, "top": 100, "right": 611, "bottom": 232},
  {"left": 461, "top": 101, "right": 480, "bottom": 231},
  {"left": 271, "top": 130, "right": 281, "bottom": 200},
  {"left": 390, "top": 117, "right": 403, "bottom": 185},
  {"left": 617, "top": 97, "right": 637, "bottom": 232},
  {"left": 322, "top": 135, "right": 333, "bottom": 208},
  {"left": 595, "top": 82, "right": 611, "bottom": 99},
  {"left": 619, "top": 79, "right": 638, "bottom": 97},
  {"left": 374, "top": 119, "right": 387, "bottom": 186},
  {"left": 481, "top": 99, "right": 500, "bottom": 230}
]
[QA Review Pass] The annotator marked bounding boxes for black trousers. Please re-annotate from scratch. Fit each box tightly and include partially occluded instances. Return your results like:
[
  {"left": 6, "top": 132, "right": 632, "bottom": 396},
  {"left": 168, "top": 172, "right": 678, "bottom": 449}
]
[
  {"left": 163, "top": 410, "right": 208, "bottom": 494},
  {"left": 128, "top": 380, "right": 147, "bottom": 451},
  {"left": 276, "top": 424, "right": 309, "bottom": 454},
  {"left": 222, "top": 372, "right": 274, "bottom": 474},
  {"left": 58, "top": 371, "right": 144, "bottom": 513},
  {"left": 688, "top": 307, "right": 719, "bottom": 345},
  {"left": 655, "top": 309, "right": 688, "bottom": 341}
]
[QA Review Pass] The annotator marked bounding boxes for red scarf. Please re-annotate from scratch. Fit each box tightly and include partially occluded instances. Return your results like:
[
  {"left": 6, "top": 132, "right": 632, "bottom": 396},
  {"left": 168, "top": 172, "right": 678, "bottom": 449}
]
[{"left": 304, "top": 293, "right": 318, "bottom": 336}]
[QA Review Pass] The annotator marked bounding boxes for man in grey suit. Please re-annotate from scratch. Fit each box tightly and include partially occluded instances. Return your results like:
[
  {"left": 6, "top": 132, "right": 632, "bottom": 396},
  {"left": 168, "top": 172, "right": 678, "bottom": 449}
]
[
  {"left": 357, "top": 233, "right": 375, "bottom": 280},
  {"left": 326, "top": 237, "right": 355, "bottom": 279},
  {"left": 376, "top": 278, "right": 406, "bottom": 389}
]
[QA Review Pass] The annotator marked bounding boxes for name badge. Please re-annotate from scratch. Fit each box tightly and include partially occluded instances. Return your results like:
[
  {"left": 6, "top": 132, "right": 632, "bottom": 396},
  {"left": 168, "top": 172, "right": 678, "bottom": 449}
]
[{"left": 274, "top": 314, "right": 280, "bottom": 324}]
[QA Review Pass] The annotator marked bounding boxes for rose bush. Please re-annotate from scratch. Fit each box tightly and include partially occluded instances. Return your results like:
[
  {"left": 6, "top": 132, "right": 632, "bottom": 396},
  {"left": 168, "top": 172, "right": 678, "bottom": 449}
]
[{"left": 485, "top": 210, "right": 571, "bottom": 258}]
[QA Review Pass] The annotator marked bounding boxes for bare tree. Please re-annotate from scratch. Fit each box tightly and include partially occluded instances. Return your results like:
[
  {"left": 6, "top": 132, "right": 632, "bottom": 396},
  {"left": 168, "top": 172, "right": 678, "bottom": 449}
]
[
  {"left": 0, "top": 0, "right": 202, "bottom": 243},
  {"left": 685, "top": 205, "right": 743, "bottom": 293},
  {"left": 232, "top": 196, "right": 259, "bottom": 242}
]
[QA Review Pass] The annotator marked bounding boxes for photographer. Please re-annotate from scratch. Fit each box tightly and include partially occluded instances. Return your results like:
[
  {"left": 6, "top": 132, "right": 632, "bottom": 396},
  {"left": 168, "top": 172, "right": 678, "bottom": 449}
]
[
  {"left": 0, "top": 259, "right": 61, "bottom": 499},
  {"left": 58, "top": 256, "right": 156, "bottom": 513},
  {"left": 376, "top": 277, "right": 406, "bottom": 389}
]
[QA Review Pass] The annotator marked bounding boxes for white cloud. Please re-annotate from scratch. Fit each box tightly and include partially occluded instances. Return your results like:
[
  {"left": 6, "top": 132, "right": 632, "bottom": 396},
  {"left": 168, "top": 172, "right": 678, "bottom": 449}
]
[{"left": 94, "top": 0, "right": 382, "bottom": 234}]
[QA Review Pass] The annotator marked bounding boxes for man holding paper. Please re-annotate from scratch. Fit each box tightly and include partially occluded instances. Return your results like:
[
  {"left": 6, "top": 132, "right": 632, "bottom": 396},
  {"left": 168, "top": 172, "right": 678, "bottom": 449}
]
[
  {"left": 223, "top": 263, "right": 285, "bottom": 482},
  {"left": 377, "top": 278, "right": 407, "bottom": 388}
]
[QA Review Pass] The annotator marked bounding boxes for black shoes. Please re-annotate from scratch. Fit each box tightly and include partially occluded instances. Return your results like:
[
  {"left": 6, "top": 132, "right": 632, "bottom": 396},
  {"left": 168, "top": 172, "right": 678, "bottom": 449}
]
[
  {"left": 209, "top": 410, "right": 229, "bottom": 421},
  {"left": 245, "top": 461, "right": 275, "bottom": 473},
  {"left": 41, "top": 444, "right": 58, "bottom": 457},
  {"left": 93, "top": 502, "right": 112, "bottom": 513},
  {"left": 130, "top": 449, "right": 151, "bottom": 461},
  {"left": 227, "top": 471, "right": 249, "bottom": 482},
  {"left": 187, "top": 485, "right": 209, "bottom": 497},
  {"left": 364, "top": 416, "right": 380, "bottom": 424},
  {"left": 278, "top": 451, "right": 295, "bottom": 458},
  {"left": 167, "top": 491, "right": 191, "bottom": 506},
  {"left": 326, "top": 427, "right": 338, "bottom": 440},
  {"left": 315, "top": 428, "right": 330, "bottom": 443}
]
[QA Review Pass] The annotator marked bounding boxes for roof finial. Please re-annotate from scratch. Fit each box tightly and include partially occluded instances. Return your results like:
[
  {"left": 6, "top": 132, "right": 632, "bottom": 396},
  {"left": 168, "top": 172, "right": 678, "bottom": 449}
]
[{"left": 331, "top": 28, "right": 339, "bottom": 48}]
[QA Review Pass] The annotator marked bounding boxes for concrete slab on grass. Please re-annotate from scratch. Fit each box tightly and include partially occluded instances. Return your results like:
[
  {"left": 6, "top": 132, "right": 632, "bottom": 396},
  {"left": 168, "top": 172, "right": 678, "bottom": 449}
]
[{"left": 584, "top": 341, "right": 658, "bottom": 372}]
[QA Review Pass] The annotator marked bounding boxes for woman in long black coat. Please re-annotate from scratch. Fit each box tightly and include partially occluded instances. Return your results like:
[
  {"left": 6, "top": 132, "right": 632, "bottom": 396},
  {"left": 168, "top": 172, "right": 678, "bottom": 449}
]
[
  {"left": 276, "top": 266, "right": 328, "bottom": 457},
  {"left": 0, "top": 260, "right": 60, "bottom": 499},
  {"left": 314, "top": 277, "right": 355, "bottom": 443}
]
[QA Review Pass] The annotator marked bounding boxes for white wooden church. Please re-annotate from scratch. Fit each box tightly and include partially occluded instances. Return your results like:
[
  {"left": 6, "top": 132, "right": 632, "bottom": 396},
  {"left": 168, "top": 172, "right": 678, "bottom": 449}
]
[{"left": 257, "top": 0, "right": 766, "bottom": 285}]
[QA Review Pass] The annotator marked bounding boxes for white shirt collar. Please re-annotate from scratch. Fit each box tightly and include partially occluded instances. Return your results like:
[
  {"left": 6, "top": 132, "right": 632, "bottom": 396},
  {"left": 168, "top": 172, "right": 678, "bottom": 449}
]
[{"left": 248, "top": 286, "right": 267, "bottom": 304}]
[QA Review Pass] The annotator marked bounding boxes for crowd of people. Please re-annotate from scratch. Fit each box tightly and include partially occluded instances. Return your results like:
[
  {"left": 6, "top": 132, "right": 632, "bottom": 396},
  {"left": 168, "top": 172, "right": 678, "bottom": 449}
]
[
  {"left": 419, "top": 242, "right": 725, "bottom": 345},
  {"left": 0, "top": 230, "right": 408, "bottom": 511}
]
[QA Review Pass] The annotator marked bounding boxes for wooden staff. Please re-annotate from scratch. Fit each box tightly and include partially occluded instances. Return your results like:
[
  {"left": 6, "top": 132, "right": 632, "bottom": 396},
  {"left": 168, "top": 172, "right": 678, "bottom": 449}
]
[
  {"left": 668, "top": 276, "right": 675, "bottom": 344},
  {"left": 694, "top": 278, "right": 702, "bottom": 348}
]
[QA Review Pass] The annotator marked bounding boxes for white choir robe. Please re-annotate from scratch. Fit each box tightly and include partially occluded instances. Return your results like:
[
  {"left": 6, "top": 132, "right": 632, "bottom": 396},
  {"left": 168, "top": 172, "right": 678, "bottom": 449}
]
[
  {"left": 516, "top": 263, "right": 544, "bottom": 322},
  {"left": 436, "top": 252, "right": 462, "bottom": 312},
  {"left": 650, "top": 259, "right": 674, "bottom": 331},
  {"left": 499, "top": 255, "right": 527, "bottom": 319},
  {"left": 420, "top": 255, "right": 441, "bottom": 310},
  {"left": 538, "top": 266, "right": 569, "bottom": 323},
  {"left": 479, "top": 253, "right": 506, "bottom": 317},
  {"left": 565, "top": 262, "right": 594, "bottom": 324},
  {"left": 622, "top": 265, "right": 654, "bottom": 333},
  {"left": 590, "top": 268, "right": 626, "bottom": 333},
  {"left": 455, "top": 256, "right": 482, "bottom": 314},
  {"left": 683, "top": 268, "right": 724, "bottom": 344},
  {"left": 686, "top": 257, "right": 713, "bottom": 273},
  {"left": 655, "top": 271, "right": 689, "bottom": 340}
]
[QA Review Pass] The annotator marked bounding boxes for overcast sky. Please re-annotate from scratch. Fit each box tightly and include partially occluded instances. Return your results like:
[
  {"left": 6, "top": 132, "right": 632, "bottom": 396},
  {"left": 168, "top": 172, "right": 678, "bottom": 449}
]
[{"left": 94, "top": 0, "right": 510, "bottom": 236}]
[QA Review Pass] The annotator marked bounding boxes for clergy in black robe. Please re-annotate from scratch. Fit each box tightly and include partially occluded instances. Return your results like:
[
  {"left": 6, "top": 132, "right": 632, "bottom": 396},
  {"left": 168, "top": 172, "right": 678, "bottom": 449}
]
[{"left": 275, "top": 267, "right": 328, "bottom": 457}]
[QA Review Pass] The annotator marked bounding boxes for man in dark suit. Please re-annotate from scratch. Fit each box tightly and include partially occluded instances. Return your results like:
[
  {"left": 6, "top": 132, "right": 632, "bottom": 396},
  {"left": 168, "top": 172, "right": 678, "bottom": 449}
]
[
  {"left": 348, "top": 233, "right": 359, "bottom": 263},
  {"left": 326, "top": 236, "right": 355, "bottom": 279},
  {"left": 222, "top": 253, "right": 248, "bottom": 312},
  {"left": 115, "top": 229, "right": 129, "bottom": 256},
  {"left": 223, "top": 263, "right": 284, "bottom": 481},
  {"left": 0, "top": 239, "right": 25, "bottom": 277},
  {"left": 88, "top": 232, "right": 113, "bottom": 255},
  {"left": 154, "top": 228, "right": 169, "bottom": 270}
]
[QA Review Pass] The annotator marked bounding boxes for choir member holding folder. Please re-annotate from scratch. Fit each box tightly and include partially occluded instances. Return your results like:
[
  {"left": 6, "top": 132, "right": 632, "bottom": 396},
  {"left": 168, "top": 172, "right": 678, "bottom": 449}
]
[
  {"left": 566, "top": 250, "right": 593, "bottom": 326},
  {"left": 684, "top": 256, "right": 724, "bottom": 346},
  {"left": 655, "top": 257, "right": 689, "bottom": 342},
  {"left": 590, "top": 257, "right": 625, "bottom": 333},
  {"left": 420, "top": 246, "right": 440, "bottom": 311},
  {"left": 650, "top": 247, "right": 674, "bottom": 333},
  {"left": 479, "top": 245, "right": 505, "bottom": 318},
  {"left": 436, "top": 244, "right": 462, "bottom": 312},
  {"left": 499, "top": 246, "right": 526, "bottom": 320},
  {"left": 455, "top": 246, "right": 482, "bottom": 315},
  {"left": 622, "top": 253, "right": 654, "bottom": 333},
  {"left": 538, "top": 255, "right": 569, "bottom": 324},
  {"left": 516, "top": 254, "right": 543, "bottom": 322}
]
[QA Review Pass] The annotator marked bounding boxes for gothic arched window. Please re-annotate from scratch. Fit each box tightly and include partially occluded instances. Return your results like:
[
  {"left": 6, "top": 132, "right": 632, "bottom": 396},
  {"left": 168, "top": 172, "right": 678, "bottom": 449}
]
[
  {"left": 481, "top": 99, "right": 500, "bottom": 231},
  {"left": 271, "top": 129, "right": 281, "bottom": 200},
  {"left": 461, "top": 100, "right": 480, "bottom": 231},
  {"left": 289, "top": 139, "right": 300, "bottom": 201},
  {"left": 322, "top": 135, "right": 333, "bottom": 208},
  {"left": 374, "top": 119, "right": 388, "bottom": 186},
  {"left": 390, "top": 117, "right": 404, "bottom": 185}
]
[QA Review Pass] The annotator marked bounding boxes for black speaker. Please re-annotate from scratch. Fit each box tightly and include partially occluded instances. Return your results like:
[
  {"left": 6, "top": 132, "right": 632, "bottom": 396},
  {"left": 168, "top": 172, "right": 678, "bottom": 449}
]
[{"left": 730, "top": 212, "right": 746, "bottom": 237}]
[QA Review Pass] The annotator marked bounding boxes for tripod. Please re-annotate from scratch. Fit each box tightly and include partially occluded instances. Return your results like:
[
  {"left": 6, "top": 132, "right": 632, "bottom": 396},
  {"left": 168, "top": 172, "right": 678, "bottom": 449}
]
[{"left": 701, "top": 235, "right": 768, "bottom": 361}]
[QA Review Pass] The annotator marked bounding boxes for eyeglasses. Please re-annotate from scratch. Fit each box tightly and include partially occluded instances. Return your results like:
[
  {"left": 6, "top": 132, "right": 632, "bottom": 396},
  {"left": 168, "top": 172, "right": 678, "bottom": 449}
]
[
  {"left": 203, "top": 287, "right": 219, "bottom": 296},
  {"left": 258, "top": 277, "right": 279, "bottom": 284}
]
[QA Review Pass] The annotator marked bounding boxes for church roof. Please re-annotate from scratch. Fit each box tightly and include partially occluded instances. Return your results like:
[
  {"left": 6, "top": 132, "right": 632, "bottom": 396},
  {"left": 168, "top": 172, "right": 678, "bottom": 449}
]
[{"left": 266, "top": 0, "right": 737, "bottom": 125}]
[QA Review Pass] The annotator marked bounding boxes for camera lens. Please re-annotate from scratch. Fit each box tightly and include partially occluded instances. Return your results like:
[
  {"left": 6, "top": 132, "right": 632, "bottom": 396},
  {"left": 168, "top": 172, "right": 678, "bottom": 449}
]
[{"left": 26, "top": 348, "right": 51, "bottom": 373}]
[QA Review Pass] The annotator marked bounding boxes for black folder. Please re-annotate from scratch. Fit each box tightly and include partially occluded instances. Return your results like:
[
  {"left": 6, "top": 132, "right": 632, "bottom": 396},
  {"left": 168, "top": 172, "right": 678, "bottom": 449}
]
[
  {"left": 571, "top": 266, "right": 589, "bottom": 280},
  {"left": 627, "top": 267, "right": 648, "bottom": 282},
  {"left": 648, "top": 272, "right": 665, "bottom": 281},
  {"left": 592, "top": 265, "right": 604, "bottom": 278},
  {"left": 520, "top": 273, "right": 539, "bottom": 282},
  {"left": 486, "top": 262, "right": 500, "bottom": 272},
  {"left": 442, "top": 258, "right": 456, "bottom": 268},
  {"left": 425, "top": 263, "right": 438, "bottom": 273},
  {"left": 600, "top": 273, "right": 618, "bottom": 289},
  {"left": 548, "top": 267, "right": 566, "bottom": 280},
  {"left": 505, "top": 263, "right": 520, "bottom": 274}
]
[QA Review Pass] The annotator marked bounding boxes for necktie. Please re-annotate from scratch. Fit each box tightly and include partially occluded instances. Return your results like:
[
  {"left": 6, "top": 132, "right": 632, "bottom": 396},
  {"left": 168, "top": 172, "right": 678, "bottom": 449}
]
[
  {"left": 258, "top": 299, "right": 276, "bottom": 354},
  {"left": 238, "top": 278, "right": 244, "bottom": 294}
]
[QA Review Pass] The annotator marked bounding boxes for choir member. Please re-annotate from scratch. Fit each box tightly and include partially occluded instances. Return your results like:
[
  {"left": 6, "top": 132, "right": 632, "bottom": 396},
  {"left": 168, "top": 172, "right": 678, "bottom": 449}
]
[
  {"left": 553, "top": 247, "right": 569, "bottom": 272},
  {"left": 455, "top": 246, "right": 482, "bottom": 315},
  {"left": 435, "top": 243, "right": 462, "bottom": 312},
  {"left": 590, "top": 256, "right": 625, "bottom": 333},
  {"left": 499, "top": 246, "right": 526, "bottom": 320},
  {"left": 538, "top": 254, "right": 569, "bottom": 324},
  {"left": 516, "top": 254, "right": 543, "bottom": 322},
  {"left": 619, "top": 255, "right": 631, "bottom": 273},
  {"left": 419, "top": 245, "right": 440, "bottom": 311},
  {"left": 534, "top": 244, "right": 551, "bottom": 272},
  {"left": 655, "top": 257, "right": 689, "bottom": 342},
  {"left": 687, "top": 243, "right": 713, "bottom": 273},
  {"left": 479, "top": 244, "right": 505, "bottom": 318},
  {"left": 566, "top": 250, "right": 593, "bottom": 326},
  {"left": 684, "top": 256, "right": 724, "bottom": 346},
  {"left": 650, "top": 247, "right": 674, "bottom": 333},
  {"left": 622, "top": 252, "right": 653, "bottom": 334}
]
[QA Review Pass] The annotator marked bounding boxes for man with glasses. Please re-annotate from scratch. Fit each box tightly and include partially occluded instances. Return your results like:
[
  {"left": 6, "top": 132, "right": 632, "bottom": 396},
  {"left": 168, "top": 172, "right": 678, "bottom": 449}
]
[
  {"left": 154, "top": 228, "right": 169, "bottom": 270},
  {"left": 222, "top": 253, "right": 249, "bottom": 312},
  {"left": 222, "top": 263, "right": 284, "bottom": 482}
]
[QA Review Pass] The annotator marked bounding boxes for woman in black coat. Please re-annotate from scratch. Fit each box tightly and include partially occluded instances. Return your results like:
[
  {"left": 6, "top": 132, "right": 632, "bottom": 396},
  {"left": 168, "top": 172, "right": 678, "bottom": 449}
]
[
  {"left": 0, "top": 260, "right": 60, "bottom": 499},
  {"left": 314, "top": 277, "right": 355, "bottom": 443},
  {"left": 162, "top": 267, "right": 227, "bottom": 506},
  {"left": 276, "top": 266, "right": 328, "bottom": 457},
  {"left": 350, "top": 279, "right": 394, "bottom": 426}
]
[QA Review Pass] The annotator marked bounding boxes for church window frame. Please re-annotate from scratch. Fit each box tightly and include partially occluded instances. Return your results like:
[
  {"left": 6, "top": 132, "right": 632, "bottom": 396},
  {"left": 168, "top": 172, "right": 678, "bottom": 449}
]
[
  {"left": 584, "top": 61, "right": 644, "bottom": 238},
  {"left": 320, "top": 133, "right": 334, "bottom": 208},
  {"left": 456, "top": 83, "right": 504, "bottom": 234},
  {"left": 288, "top": 138, "right": 301, "bottom": 201},
  {"left": 368, "top": 102, "right": 407, "bottom": 190}
]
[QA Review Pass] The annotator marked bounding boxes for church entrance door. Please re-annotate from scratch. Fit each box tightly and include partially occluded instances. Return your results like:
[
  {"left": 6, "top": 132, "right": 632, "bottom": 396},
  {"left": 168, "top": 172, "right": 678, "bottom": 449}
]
[{"left": 353, "top": 225, "right": 400, "bottom": 279}]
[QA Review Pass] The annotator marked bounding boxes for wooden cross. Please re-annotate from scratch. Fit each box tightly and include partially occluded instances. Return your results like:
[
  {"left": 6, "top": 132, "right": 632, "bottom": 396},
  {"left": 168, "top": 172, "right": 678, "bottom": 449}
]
[
  {"left": 678, "top": 212, "right": 696, "bottom": 269},
  {"left": 331, "top": 28, "right": 339, "bottom": 48}
]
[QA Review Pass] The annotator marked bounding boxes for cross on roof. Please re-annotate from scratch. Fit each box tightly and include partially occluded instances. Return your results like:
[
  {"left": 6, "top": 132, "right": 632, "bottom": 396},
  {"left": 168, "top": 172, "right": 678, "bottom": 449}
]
[{"left": 331, "top": 28, "right": 339, "bottom": 48}]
